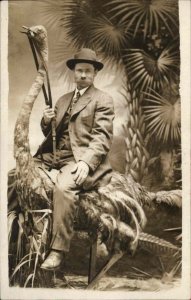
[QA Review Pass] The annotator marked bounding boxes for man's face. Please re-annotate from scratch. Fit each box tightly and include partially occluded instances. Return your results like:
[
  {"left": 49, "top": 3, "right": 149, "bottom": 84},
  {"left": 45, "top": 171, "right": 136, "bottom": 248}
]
[{"left": 74, "top": 63, "right": 98, "bottom": 90}]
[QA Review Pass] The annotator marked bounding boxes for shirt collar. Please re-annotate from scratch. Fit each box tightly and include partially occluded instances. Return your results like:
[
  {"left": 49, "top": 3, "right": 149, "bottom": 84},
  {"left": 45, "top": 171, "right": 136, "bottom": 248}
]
[{"left": 74, "top": 86, "right": 89, "bottom": 97}]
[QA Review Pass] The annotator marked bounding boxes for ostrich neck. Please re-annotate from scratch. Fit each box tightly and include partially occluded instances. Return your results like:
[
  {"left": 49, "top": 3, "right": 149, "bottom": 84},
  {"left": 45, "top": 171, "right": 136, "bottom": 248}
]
[{"left": 14, "top": 68, "right": 46, "bottom": 165}]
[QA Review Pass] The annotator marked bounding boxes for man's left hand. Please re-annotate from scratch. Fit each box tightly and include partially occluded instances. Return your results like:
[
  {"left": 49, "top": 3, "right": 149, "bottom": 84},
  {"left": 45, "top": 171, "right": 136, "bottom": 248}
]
[{"left": 71, "top": 161, "right": 89, "bottom": 185}]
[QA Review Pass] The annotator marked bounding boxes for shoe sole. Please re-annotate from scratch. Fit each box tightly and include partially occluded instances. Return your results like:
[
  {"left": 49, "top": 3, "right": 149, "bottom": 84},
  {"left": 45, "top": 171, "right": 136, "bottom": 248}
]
[{"left": 40, "top": 265, "right": 60, "bottom": 271}]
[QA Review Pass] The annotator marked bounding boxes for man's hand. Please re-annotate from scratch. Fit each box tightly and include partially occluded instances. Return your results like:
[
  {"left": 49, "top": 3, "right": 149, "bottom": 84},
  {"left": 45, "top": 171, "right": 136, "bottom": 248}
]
[
  {"left": 71, "top": 161, "right": 90, "bottom": 185},
  {"left": 43, "top": 105, "right": 55, "bottom": 125}
]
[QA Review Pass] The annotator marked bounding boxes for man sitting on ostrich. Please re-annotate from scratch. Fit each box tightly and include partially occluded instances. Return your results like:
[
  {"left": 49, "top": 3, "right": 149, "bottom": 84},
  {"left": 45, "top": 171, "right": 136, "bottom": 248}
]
[
  {"left": 31, "top": 48, "right": 114, "bottom": 270},
  {"left": 8, "top": 27, "right": 181, "bottom": 285}
]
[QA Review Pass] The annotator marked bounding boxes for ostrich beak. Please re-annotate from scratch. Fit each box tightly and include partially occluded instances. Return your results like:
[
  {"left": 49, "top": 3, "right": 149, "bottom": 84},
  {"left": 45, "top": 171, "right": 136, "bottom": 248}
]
[{"left": 20, "top": 26, "right": 36, "bottom": 36}]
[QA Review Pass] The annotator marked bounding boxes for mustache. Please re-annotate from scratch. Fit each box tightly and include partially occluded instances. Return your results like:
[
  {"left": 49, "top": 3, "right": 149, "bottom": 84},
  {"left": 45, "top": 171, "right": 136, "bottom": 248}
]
[{"left": 77, "top": 79, "right": 91, "bottom": 82}]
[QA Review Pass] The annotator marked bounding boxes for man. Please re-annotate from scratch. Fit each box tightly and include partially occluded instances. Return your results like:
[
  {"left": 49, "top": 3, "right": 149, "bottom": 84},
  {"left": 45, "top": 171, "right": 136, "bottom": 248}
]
[{"left": 35, "top": 48, "right": 115, "bottom": 270}]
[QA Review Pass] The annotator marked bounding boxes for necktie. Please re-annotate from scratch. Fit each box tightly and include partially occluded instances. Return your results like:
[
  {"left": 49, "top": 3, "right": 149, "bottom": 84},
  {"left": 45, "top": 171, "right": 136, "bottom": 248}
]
[{"left": 69, "top": 91, "right": 80, "bottom": 114}]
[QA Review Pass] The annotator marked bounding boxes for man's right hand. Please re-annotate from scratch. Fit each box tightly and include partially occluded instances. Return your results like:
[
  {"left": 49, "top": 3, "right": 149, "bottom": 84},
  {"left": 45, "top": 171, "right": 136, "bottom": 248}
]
[{"left": 43, "top": 106, "right": 55, "bottom": 125}]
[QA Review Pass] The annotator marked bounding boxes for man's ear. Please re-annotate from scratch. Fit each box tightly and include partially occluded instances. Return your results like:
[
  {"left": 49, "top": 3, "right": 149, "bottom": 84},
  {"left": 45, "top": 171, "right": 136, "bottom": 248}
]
[{"left": 94, "top": 69, "right": 98, "bottom": 76}]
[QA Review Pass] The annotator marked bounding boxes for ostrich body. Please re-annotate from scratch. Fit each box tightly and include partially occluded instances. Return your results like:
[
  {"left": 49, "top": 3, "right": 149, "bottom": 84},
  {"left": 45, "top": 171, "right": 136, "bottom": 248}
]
[{"left": 11, "top": 26, "right": 181, "bottom": 287}]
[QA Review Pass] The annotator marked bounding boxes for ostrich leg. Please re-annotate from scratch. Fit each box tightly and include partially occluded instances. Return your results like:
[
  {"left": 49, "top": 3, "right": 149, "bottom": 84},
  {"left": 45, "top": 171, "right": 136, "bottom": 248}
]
[{"left": 86, "top": 250, "right": 124, "bottom": 290}]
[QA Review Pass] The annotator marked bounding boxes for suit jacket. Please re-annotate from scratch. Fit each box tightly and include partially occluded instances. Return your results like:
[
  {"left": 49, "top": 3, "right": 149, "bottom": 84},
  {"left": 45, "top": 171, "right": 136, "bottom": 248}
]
[{"left": 35, "top": 84, "right": 115, "bottom": 190}]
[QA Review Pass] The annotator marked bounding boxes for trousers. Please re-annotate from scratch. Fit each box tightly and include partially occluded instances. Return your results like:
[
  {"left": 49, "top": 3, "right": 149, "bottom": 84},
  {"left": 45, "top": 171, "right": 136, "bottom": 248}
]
[{"left": 50, "top": 160, "right": 82, "bottom": 252}]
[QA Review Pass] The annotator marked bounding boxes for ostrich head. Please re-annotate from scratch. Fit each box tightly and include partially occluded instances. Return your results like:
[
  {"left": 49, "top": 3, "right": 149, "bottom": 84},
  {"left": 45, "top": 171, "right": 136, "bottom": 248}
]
[
  {"left": 29, "top": 25, "right": 47, "bottom": 42},
  {"left": 22, "top": 25, "right": 48, "bottom": 64}
]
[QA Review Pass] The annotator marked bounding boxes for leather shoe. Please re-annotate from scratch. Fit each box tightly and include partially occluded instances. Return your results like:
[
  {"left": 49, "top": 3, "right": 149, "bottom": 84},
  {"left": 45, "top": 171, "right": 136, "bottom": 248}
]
[{"left": 41, "top": 250, "right": 64, "bottom": 270}]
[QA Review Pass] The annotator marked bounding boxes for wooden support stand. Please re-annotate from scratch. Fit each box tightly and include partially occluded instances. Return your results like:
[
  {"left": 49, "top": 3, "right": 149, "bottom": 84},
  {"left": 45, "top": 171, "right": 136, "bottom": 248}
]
[
  {"left": 87, "top": 239, "right": 124, "bottom": 290},
  {"left": 88, "top": 237, "right": 98, "bottom": 283}
]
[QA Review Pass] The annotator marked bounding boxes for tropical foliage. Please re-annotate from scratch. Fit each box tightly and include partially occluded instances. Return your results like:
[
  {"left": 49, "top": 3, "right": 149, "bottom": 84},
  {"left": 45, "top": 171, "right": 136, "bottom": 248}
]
[
  {"left": 143, "top": 89, "right": 181, "bottom": 144},
  {"left": 39, "top": 0, "right": 180, "bottom": 186}
]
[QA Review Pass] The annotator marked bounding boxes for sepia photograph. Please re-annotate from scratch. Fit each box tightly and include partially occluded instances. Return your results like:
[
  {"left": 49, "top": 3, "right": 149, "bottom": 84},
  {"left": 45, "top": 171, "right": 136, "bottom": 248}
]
[{"left": 1, "top": 0, "right": 190, "bottom": 299}]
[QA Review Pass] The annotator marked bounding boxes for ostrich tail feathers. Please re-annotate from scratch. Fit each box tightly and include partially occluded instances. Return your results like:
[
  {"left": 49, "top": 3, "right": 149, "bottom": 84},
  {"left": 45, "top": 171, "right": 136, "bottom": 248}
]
[
  {"left": 98, "top": 215, "right": 139, "bottom": 254},
  {"left": 110, "top": 172, "right": 154, "bottom": 206},
  {"left": 76, "top": 192, "right": 101, "bottom": 231},
  {"left": 98, "top": 187, "right": 146, "bottom": 231},
  {"left": 98, "top": 214, "right": 118, "bottom": 251},
  {"left": 116, "top": 221, "right": 138, "bottom": 255},
  {"left": 114, "top": 191, "right": 147, "bottom": 229},
  {"left": 99, "top": 175, "right": 147, "bottom": 229}
]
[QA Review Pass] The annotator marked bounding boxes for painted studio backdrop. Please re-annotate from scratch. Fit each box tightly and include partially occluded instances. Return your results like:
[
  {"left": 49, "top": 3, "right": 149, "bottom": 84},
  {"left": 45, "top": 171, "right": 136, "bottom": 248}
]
[{"left": 8, "top": 0, "right": 182, "bottom": 292}]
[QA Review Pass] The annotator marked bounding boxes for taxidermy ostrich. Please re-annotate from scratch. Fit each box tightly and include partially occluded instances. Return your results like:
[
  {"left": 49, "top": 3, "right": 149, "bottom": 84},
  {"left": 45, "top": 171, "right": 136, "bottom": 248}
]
[{"left": 10, "top": 25, "right": 181, "bottom": 287}]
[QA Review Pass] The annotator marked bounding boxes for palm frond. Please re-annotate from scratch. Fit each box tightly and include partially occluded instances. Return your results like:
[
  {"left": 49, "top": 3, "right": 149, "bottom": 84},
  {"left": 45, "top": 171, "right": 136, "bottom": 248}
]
[
  {"left": 32, "top": 252, "right": 40, "bottom": 287},
  {"left": 123, "top": 42, "right": 179, "bottom": 92},
  {"left": 39, "top": 0, "right": 78, "bottom": 29},
  {"left": 11, "top": 258, "right": 33, "bottom": 281},
  {"left": 50, "top": 37, "right": 78, "bottom": 84},
  {"left": 60, "top": 7, "right": 95, "bottom": 50},
  {"left": 8, "top": 211, "right": 17, "bottom": 244},
  {"left": 131, "top": 266, "right": 152, "bottom": 278},
  {"left": 24, "top": 273, "right": 34, "bottom": 288},
  {"left": 51, "top": 38, "right": 77, "bottom": 63},
  {"left": 16, "top": 213, "right": 25, "bottom": 262},
  {"left": 105, "top": 0, "right": 178, "bottom": 37},
  {"left": 143, "top": 89, "right": 181, "bottom": 143},
  {"left": 88, "top": 15, "right": 129, "bottom": 58},
  {"left": 41, "top": 1, "right": 130, "bottom": 62}
]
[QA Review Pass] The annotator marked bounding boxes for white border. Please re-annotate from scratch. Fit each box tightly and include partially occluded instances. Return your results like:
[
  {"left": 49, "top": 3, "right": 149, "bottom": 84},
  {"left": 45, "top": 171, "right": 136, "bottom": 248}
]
[
  {"left": 1, "top": 0, "right": 190, "bottom": 299},
  {"left": 1, "top": 0, "right": 9, "bottom": 298},
  {"left": 179, "top": 0, "right": 191, "bottom": 299}
]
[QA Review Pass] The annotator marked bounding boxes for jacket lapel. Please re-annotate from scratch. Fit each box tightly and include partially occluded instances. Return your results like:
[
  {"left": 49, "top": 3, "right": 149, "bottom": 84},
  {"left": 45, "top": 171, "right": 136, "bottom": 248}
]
[
  {"left": 56, "top": 92, "right": 74, "bottom": 128},
  {"left": 70, "top": 85, "right": 95, "bottom": 119}
]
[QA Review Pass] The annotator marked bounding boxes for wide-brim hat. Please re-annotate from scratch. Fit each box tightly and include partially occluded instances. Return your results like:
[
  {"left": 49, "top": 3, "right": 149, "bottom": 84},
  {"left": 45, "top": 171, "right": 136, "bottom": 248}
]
[{"left": 66, "top": 48, "right": 104, "bottom": 71}]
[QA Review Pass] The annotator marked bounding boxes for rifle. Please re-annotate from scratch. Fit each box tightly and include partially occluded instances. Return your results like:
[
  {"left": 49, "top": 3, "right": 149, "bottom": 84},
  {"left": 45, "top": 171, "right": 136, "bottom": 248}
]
[{"left": 21, "top": 26, "right": 56, "bottom": 171}]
